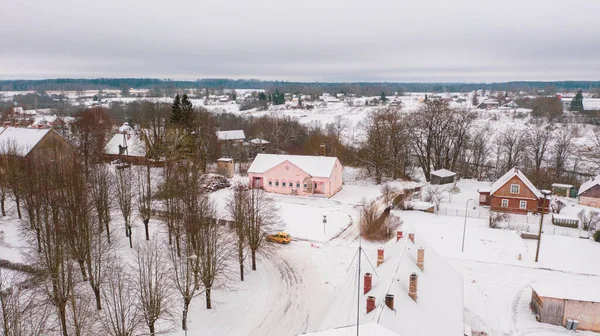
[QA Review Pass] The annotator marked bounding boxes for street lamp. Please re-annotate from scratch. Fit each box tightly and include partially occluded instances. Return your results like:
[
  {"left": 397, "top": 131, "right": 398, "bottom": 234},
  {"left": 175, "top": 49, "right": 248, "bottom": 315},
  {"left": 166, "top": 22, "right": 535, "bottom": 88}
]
[
  {"left": 462, "top": 199, "right": 474, "bottom": 253},
  {"left": 535, "top": 190, "right": 551, "bottom": 262}
]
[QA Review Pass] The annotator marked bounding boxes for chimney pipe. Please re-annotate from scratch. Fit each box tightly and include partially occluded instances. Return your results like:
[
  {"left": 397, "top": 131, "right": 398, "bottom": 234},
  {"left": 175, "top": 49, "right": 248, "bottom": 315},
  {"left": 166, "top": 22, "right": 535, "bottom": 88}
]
[
  {"left": 396, "top": 230, "right": 403, "bottom": 241},
  {"left": 417, "top": 246, "right": 425, "bottom": 271},
  {"left": 409, "top": 273, "right": 418, "bottom": 301},
  {"left": 408, "top": 233, "right": 415, "bottom": 243},
  {"left": 385, "top": 294, "right": 394, "bottom": 310},
  {"left": 366, "top": 296, "right": 376, "bottom": 314},
  {"left": 377, "top": 248, "right": 384, "bottom": 267},
  {"left": 363, "top": 273, "right": 372, "bottom": 294},
  {"left": 320, "top": 144, "right": 326, "bottom": 156}
]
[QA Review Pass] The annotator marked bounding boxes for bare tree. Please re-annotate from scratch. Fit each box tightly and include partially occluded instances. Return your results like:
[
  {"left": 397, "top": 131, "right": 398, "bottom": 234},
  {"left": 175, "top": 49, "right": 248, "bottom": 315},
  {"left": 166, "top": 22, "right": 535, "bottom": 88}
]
[
  {"left": 360, "top": 109, "right": 390, "bottom": 184},
  {"left": 578, "top": 209, "right": 600, "bottom": 232},
  {"left": 137, "top": 166, "right": 153, "bottom": 241},
  {"left": 380, "top": 184, "right": 397, "bottom": 207},
  {"left": 89, "top": 164, "right": 112, "bottom": 243},
  {"left": 464, "top": 127, "right": 491, "bottom": 179},
  {"left": 100, "top": 264, "right": 142, "bottom": 336},
  {"left": 524, "top": 124, "right": 553, "bottom": 184},
  {"left": 325, "top": 115, "right": 349, "bottom": 156},
  {"left": 246, "top": 188, "right": 279, "bottom": 271},
  {"left": 0, "top": 270, "right": 50, "bottom": 336},
  {"left": 134, "top": 239, "right": 172, "bottom": 336},
  {"left": 551, "top": 128, "right": 573, "bottom": 180},
  {"left": 71, "top": 107, "right": 113, "bottom": 171},
  {"left": 0, "top": 164, "right": 7, "bottom": 217},
  {"left": 115, "top": 168, "right": 134, "bottom": 248},
  {"left": 85, "top": 226, "right": 112, "bottom": 311},
  {"left": 497, "top": 128, "right": 526, "bottom": 172},
  {"left": 423, "top": 185, "right": 446, "bottom": 216},
  {"left": 168, "top": 233, "right": 201, "bottom": 332},
  {"left": 227, "top": 183, "right": 248, "bottom": 281},
  {"left": 190, "top": 197, "right": 231, "bottom": 309}
]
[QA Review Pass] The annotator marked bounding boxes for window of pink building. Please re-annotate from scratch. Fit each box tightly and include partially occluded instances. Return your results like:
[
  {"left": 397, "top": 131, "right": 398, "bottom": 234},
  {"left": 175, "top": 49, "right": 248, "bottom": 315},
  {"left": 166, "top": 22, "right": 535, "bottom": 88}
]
[
  {"left": 268, "top": 180, "right": 272, "bottom": 186},
  {"left": 296, "top": 181, "right": 300, "bottom": 188},
  {"left": 288, "top": 181, "right": 293, "bottom": 188},
  {"left": 275, "top": 181, "right": 279, "bottom": 187},
  {"left": 282, "top": 182, "right": 286, "bottom": 187}
]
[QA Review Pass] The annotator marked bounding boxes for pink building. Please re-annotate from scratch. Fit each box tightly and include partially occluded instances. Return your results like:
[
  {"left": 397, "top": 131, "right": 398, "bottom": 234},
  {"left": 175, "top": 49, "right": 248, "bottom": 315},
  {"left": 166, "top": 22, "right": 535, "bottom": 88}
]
[{"left": 248, "top": 154, "right": 343, "bottom": 197}]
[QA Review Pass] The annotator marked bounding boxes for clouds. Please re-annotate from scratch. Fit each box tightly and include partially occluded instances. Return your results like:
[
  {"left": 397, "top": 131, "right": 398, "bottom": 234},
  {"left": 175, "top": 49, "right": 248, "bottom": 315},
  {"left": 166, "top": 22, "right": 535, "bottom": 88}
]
[{"left": 1, "top": 0, "right": 599, "bottom": 81}]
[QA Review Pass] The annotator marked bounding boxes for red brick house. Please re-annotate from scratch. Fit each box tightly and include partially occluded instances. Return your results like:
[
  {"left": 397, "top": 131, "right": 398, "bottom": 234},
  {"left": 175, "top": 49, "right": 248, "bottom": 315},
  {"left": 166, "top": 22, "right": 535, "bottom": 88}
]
[{"left": 478, "top": 167, "right": 549, "bottom": 214}]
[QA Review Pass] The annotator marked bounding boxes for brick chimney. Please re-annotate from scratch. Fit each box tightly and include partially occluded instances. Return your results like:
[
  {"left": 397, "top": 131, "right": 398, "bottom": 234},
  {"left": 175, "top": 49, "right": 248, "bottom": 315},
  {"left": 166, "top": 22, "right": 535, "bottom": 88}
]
[
  {"left": 409, "top": 273, "right": 418, "bottom": 301},
  {"left": 377, "top": 248, "right": 384, "bottom": 267},
  {"left": 396, "top": 230, "right": 403, "bottom": 241},
  {"left": 417, "top": 246, "right": 425, "bottom": 271},
  {"left": 408, "top": 233, "right": 415, "bottom": 243},
  {"left": 385, "top": 294, "right": 394, "bottom": 310},
  {"left": 366, "top": 296, "right": 376, "bottom": 314},
  {"left": 320, "top": 144, "right": 326, "bottom": 156},
  {"left": 363, "top": 273, "right": 372, "bottom": 294}
]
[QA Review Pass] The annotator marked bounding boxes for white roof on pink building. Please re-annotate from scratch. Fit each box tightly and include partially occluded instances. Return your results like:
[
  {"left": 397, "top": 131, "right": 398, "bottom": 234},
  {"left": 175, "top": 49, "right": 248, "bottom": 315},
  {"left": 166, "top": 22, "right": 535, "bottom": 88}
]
[{"left": 248, "top": 154, "right": 339, "bottom": 178}]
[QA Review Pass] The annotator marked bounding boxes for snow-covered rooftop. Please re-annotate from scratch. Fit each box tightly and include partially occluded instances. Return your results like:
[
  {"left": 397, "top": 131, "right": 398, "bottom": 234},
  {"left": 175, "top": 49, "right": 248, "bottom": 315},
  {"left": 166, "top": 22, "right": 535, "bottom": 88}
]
[
  {"left": 491, "top": 167, "right": 541, "bottom": 198},
  {"left": 319, "top": 226, "right": 464, "bottom": 336},
  {"left": 530, "top": 280, "right": 600, "bottom": 302},
  {"left": 0, "top": 127, "right": 51, "bottom": 156},
  {"left": 430, "top": 168, "right": 456, "bottom": 178},
  {"left": 216, "top": 130, "right": 246, "bottom": 141},
  {"left": 105, "top": 133, "right": 146, "bottom": 157},
  {"left": 248, "top": 154, "right": 339, "bottom": 178},
  {"left": 551, "top": 183, "right": 573, "bottom": 189},
  {"left": 250, "top": 138, "right": 270, "bottom": 145},
  {"left": 301, "top": 322, "right": 399, "bottom": 336},
  {"left": 578, "top": 175, "right": 600, "bottom": 196},
  {"left": 31, "top": 115, "right": 58, "bottom": 128}
]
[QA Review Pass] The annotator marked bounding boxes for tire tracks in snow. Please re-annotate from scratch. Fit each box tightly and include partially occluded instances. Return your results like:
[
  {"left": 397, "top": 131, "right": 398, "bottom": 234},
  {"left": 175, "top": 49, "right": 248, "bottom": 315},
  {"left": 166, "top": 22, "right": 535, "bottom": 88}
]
[{"left": 249, "top": 247, "right": 311, "bottom": 336}]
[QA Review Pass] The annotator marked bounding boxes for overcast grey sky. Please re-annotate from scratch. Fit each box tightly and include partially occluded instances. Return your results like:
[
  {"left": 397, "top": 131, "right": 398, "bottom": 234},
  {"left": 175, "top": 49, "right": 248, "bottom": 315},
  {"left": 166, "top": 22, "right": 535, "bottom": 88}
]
[{"left": 1, "top": 0, "right": 599, "bottom": 82}]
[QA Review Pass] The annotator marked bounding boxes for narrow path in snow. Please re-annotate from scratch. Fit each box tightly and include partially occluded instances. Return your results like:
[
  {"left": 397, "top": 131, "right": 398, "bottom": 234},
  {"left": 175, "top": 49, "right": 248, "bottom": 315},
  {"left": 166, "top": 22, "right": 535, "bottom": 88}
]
[{"left": 249, "top": 244, "right": 324, "bottom": 336}]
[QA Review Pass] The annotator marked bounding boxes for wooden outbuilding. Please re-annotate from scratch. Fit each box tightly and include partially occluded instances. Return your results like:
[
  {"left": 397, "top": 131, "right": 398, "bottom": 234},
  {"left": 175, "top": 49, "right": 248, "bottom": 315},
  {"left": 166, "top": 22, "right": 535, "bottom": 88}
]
[
  {"left": 530, "top": 281, "right": 600, "bottom": 332},
  {"left": 578, "top": 175, "right": 600, "bottom": 208},
  {"left": 430, "top": 169, "right": 457, "bottom": 185}
]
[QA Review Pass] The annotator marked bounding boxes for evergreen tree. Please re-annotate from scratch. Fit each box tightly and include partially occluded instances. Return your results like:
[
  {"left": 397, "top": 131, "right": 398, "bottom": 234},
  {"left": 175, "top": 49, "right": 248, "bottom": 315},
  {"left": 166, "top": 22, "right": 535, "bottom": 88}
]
[
  {"left": 471, "top": 91, "right": 478, "bottom": 106},
  {"left": 179, "top": 93, "right": 195, "bottom": 128},
  {"left": 171, "top": 94, "right": 182, "bottom": 124},
  {"left": 570, "top": 90, "right": 584, "bottom": 112},
  {"left": 380, "top": 92, "right": 388, "bottom": 103}
]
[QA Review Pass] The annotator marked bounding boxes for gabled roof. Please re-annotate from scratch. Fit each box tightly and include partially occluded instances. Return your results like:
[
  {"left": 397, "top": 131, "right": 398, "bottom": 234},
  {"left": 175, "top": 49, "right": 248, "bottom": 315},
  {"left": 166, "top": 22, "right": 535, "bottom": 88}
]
[
  {"left": 0, "top": 127, "right": 52, "bottom": 156},
  {"left": 531, "top": 280, "right": 600, "bottom": 302},
  {"left": 578, "top": 175, "right": 600, "bottom": 196},
  {"left": 248, "top": 154, "right": 339, "bottom": 178},
  {"left": 216, "top": 130, "right": 245, "bottom": 141},
  {"left": 491, "top": 167, "right": 541, "bottom": 198},
  {"left": 105, "top": 133, "right": 146, "bottom": 157},
  {"left": 430, "top": 168, "right": 456, "bottom": 178},
  {"left": 318, "top": 227, "right": 464, "bottom": 336},
  {"left": 300, "top": 322, "right": 399, "bottom": 336}
]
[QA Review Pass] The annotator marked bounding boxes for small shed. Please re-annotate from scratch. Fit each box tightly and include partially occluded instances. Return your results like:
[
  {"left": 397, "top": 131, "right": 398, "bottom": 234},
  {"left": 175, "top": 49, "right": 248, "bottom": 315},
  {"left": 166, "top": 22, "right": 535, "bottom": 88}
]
[
  {"left": 430, "top": 169, "right": 457, "bottom": 185},
  {"left": 551, "top": 183, "right": 574, "bottom": 197},
  {"left": 530, "top": 281, "right": 600, "bottom": 332},
  {"left": 216, "top": 158, "right": 234, "bottom": 178}
]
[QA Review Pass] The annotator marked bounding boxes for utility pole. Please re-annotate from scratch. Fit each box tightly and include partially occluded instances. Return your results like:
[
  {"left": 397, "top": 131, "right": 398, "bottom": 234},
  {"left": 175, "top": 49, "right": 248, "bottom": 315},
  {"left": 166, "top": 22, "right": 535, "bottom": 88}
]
[
  {"left": 535, "top": 191, "right": 550, "bottom": 262},
  {"left": 462, "top": 199, "right": 473, "bottom": 253}
]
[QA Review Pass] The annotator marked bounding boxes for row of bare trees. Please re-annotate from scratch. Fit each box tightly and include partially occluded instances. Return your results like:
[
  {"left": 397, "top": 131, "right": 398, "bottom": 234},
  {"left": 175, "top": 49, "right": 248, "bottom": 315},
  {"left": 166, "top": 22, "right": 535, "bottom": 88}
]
[{"left": 358, "top": 101, "right": 599, "bottom": 187}]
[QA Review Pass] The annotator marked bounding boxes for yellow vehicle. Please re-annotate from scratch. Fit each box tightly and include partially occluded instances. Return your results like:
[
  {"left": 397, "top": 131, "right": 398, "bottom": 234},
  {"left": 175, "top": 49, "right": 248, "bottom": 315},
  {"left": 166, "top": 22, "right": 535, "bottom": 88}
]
[{"left": 266, "top": 232, "right": 292, "bottom": 244}]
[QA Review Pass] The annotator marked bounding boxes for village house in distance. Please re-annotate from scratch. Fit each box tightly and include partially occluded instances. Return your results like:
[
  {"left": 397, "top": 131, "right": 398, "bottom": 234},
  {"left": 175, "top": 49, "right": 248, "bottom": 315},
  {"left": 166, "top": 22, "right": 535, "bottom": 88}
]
[
  {"left": 248, "top": 153, "right": 343, "bottom": 197},
  {"left": 0, "top": 126, "right": 75, "bottom": 159},
  {"left": 478, "top": 167, "right": 550, "bottom": 214},
  {"left": 577, "top": 175, "right": 600, "bottom": 208}
]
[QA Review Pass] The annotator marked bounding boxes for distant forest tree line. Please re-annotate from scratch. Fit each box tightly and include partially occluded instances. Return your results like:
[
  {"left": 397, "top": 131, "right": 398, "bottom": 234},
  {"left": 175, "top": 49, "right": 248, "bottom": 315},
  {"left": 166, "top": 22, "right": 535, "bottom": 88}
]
[{"left": 2, "top": 78, "right": 600, "bottom": 96}]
